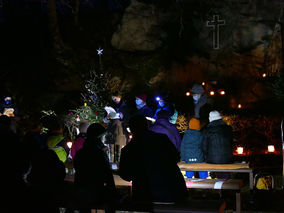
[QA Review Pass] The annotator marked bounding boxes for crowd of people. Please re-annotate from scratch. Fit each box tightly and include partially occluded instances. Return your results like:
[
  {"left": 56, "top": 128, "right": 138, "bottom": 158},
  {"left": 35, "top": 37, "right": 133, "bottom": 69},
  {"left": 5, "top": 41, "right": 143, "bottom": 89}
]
[{"left": 0, "top": 83, "right": 234, "bottom": 212}]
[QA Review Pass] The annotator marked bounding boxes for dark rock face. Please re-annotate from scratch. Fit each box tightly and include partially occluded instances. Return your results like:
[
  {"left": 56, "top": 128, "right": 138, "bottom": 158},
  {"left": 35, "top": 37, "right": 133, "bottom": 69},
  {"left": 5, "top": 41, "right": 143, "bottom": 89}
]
[
  {"left": 112, "top": 0, "right": 284, "bottom": 108},
  {"left": 111, "top": 0, "right": 165, "bottom": 51}
]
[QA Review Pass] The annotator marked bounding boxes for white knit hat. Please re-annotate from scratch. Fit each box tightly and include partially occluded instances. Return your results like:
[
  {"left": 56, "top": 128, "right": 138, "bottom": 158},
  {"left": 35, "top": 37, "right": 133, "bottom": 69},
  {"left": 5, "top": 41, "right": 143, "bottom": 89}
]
[{"left": 209, "top": 111, "right": 222, "bottom": 122}]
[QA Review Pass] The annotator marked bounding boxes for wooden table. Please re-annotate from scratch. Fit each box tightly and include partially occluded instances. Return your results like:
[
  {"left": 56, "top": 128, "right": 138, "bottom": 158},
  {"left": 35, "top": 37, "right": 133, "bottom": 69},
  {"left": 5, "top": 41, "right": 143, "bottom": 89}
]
[{"left": 178, "top": 162, "right": 254, "bottom": 190}]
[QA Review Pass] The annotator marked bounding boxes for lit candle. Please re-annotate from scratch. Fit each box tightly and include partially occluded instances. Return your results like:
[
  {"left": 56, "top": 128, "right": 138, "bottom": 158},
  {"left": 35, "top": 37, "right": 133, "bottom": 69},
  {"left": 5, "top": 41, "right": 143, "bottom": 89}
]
[
  {"left": 209, "top": 91, "right": 215, "bottom": 96},
  {"left": 237, "top": 147, "right": 244, "bottom": 155},
  {"left": 267, "top": 145, "right": 275, "bottom": 153},
  {"left": 67, "top": 141, "right": 73, "bottom": 149}
]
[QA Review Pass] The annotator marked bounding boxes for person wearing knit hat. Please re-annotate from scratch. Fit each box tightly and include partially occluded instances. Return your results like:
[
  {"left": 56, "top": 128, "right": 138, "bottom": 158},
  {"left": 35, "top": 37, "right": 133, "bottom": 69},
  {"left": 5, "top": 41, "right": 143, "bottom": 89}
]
[
  {"left": 135, "top": 93, "right": 154, "bottom": 118},
  {"left": 180, "top": 117, "right": 208, "bottom": 179},
  {"left": 209, "top": 110, "right": 222, "bottom": 122},
  {"left": 202, "top": 110, "right": 233, "bottom": 165},
  {"left": 188, "top": 117, "right": 200, "bottom": 130},
  {"left": 191, "top": 84, "right": 204, "bottom": 95},
  {"left": 190, "top": 84, "right": 212, "bottom": 127}
]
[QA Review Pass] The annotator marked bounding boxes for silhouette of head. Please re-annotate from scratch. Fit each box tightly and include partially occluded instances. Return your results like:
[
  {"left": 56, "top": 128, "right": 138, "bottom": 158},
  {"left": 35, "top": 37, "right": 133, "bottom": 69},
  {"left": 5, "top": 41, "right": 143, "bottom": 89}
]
[
  {"left": 156, "top": 110, "right": 171, "bottom": 120},
  {"left": 129, "top": 115, "right": 148, "bottom": 136},
  {"left": 79, "top": 121, "right": 89, "bottom": 133},
  {"left": 87, "top": 123, "right": 106, "bottom": 141}
]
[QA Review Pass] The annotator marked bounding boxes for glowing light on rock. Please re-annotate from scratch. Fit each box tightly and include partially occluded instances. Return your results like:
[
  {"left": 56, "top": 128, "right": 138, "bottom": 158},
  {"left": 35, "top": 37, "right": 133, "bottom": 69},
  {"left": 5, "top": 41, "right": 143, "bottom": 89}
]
[
  {"left": 237, "top": 146, "right": 244, "bottom": 155},
  {"left": 267, "top": 145, "right": 275, "bottom": 153}
]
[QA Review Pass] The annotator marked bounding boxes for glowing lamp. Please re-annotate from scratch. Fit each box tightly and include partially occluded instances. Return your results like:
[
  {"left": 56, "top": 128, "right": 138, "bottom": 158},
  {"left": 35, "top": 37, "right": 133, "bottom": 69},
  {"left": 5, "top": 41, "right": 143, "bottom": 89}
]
[
  {"left": 237, "top": 104, "right": 242, "bottom": 109},
  {"left": 209, "top": 91, "right": 215, "bottom": 96},
  {"left": 262, "top": 73, "right": 267, "bottom": 78},
  {"left": 237, "top": 146, "right": 244, "bottom": 155},
  {"left": 267, "top": 145, "right": 275, "bottom": 153},
  {"left": 202, "top": 82, "right": 205, "bottom": 86},
  {"left": 219, "top": 90, "right": 225, "bottom": 95},
  {"left": 84, "top": 103, "right": 87, "bottom": 106},
  {"left": 155, "top": 96, "right": 161, "bottom": 101},
  {"left": 186, "top": 92, "right": 190, "bottom": 96},
  {"left": 67, "top": 141, "right": 73, "bottom": 149}
]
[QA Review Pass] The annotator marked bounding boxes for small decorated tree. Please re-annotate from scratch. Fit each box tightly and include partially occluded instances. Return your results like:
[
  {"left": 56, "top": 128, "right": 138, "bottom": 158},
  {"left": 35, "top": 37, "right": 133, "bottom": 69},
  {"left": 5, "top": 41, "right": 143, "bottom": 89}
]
[
  {"left": 74, "top": 70, "right": 113, "bottom": 123},
  {"left": 64, "top": 70, "right": 128, "bottom": 139}
]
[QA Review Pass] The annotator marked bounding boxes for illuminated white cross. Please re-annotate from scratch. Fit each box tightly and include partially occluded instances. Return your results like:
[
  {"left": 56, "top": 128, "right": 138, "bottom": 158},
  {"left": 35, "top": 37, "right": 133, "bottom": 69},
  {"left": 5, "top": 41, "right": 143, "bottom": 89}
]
[
  {"left": 97, "top": 48, "right": 103, "bottom": 55},
  {"left": 206, "top": 15, "right": 225, "bottom": 49}
]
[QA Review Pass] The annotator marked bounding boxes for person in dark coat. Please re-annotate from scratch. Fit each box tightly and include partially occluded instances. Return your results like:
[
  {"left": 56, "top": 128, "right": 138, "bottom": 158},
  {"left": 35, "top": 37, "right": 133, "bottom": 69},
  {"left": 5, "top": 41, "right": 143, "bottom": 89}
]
[
  {"left": 119, "top": 115, "right": 188, "bottom": 204},
  {"left": 111, "top": 92, "right": 131, "bottom": 143},
  {"left": 73, "top": 123, "right": 116, "bottom": 211},
  {"left": 135, "top": 93, "right": 153, "bottom": 118},
  {"left": 153, "top": 94, "right": 177, "bottom": 124},
  {"left": 202, "top": 111, "right": 233, "bottom": 164},
  {"left": 150, "top": 110, "right": 181, "bottom": 150},
  {"left": 104, "top": 111, "right": 126, "bottom": 163},
  {"left": 190, "top": 84, "right": 212, "bottom": 128},
  {"left": 111, "top": 92, "right": 130, "bottom": 124},
  {"left": 1, "top": 115, "right": 30, "bottom": 212},
  {"left": 180, "top": 118, "right": 208, "bottom": 178}
]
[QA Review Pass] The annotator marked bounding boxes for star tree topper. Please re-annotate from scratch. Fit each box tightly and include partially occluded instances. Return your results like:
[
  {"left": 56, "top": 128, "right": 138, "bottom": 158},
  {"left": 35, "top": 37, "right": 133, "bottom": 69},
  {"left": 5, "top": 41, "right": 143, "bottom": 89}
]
[{"left": 97, "top": 48, "right": 103, "bottom": 55}]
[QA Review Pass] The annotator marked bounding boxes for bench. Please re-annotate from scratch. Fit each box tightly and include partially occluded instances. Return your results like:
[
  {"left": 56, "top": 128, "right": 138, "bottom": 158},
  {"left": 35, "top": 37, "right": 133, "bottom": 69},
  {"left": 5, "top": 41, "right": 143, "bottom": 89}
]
[
  {"left": 178, "top": 162, "right": 253, "bottom": 189},
  {"left": 184, "top": 178, "right": 243, "bottom": 213}
]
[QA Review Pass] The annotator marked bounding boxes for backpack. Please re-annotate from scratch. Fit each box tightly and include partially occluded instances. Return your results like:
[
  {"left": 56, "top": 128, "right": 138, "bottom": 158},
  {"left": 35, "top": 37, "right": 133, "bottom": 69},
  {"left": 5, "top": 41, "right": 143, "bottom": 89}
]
[{"left": 254, "top": 173, "right": 274, "bottom": 190}]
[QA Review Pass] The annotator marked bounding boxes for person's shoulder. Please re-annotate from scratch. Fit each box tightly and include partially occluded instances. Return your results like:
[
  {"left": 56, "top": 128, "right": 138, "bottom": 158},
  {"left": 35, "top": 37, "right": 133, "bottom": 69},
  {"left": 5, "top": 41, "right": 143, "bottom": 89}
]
[{"left": 150, "top": 130, "right": 171, "bottom": 141}]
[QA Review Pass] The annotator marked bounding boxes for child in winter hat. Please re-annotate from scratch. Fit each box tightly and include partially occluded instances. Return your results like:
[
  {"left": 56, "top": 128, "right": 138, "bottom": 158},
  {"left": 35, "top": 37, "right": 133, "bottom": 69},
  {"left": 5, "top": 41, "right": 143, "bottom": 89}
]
[
  {"left": 209, "top": 110, "right": 222, "bottom": 122},
  {"left": 188, "top": 117, "right": 200, "bottom": 130}
]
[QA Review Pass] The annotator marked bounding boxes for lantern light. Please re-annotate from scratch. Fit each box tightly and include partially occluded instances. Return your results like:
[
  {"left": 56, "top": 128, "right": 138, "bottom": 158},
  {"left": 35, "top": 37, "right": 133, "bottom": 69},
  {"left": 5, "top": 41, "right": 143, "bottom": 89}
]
[
  {"left": 237, "top": 104, "right": 242, "bottom": 109},
  {"left": 262, "top": 73, "right": 267, "bottom": 78},
  {"left": 84, "top": 103, "right": 87, "bottom": 107},
  {"left": 219, "top": 90, "right": 225, "bottom": 95},
  {"left": 202, "top": 82, "right": 205, "bottom": 86},
  {"left": 267, "top": 145, "right": 275, "bottom": 153},
  {"left": 209, "top": 90, "right": 215, "bottom": 96},
  {"left": 67, "top": 141, "right": 73, "bottom": 149},
  {"left": 237, "top": 146, "right": 244, "bottom": 155},
  {"left": 186, "top": 92, "right": 190, "bottom": 96}
]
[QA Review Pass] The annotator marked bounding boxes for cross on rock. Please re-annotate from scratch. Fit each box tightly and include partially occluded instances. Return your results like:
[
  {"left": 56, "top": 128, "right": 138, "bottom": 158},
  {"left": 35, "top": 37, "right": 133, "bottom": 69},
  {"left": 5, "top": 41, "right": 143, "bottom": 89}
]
[{"left": 206, "top": 15, "right": 225, "bottom": 49}]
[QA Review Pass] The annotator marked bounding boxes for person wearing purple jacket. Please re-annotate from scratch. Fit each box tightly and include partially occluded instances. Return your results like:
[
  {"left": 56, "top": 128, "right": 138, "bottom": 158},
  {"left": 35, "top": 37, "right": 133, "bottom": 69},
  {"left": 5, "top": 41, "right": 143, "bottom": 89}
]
[{"left": 149, "top": 110, "right": 181, "bottom": 150}]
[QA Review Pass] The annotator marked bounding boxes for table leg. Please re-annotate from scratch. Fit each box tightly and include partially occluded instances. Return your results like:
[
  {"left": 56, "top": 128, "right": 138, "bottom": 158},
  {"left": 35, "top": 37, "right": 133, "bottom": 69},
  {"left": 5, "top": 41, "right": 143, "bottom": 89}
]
[{"left": 249, "top": 171, "right": 254, "bottom": 190}]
